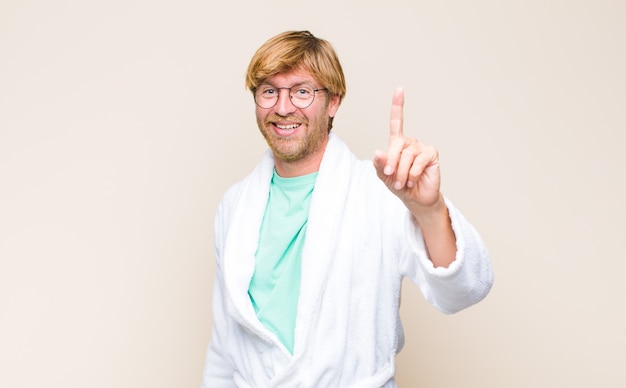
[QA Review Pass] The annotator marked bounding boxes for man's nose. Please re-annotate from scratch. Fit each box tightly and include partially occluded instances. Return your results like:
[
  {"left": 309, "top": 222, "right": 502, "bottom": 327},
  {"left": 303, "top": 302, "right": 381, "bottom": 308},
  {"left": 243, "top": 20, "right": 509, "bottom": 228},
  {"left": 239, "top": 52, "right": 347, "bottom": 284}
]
[{"left": 274, "top": 89, "right": 297, "bottom": 116}]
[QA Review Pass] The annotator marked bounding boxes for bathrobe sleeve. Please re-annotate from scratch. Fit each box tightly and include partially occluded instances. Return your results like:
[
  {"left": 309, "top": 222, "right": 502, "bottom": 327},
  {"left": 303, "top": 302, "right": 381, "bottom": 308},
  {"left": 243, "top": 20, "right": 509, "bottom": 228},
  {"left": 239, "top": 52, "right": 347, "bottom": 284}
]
[
  {"left": 201, "top": 268, "right": 234, "bottom": 387},
  {"left": 201, "top": 196, "right": 236, "bottom": 387},
  {"left": 399, "top": 197, "right": 494, "bottom": 314}
]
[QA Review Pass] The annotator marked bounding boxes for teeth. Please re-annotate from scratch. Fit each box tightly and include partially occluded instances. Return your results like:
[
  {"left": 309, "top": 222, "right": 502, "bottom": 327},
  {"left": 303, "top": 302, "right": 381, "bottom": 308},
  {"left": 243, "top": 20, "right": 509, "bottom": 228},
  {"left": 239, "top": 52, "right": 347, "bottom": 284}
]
[{"left": 276, "top": 123, "right": 299, "bottom": 130}]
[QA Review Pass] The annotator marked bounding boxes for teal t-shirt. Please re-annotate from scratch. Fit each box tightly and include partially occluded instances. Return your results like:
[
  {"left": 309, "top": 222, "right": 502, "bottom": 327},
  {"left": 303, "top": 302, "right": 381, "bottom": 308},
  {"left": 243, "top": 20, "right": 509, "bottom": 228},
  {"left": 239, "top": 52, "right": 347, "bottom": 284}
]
[{"left": 248, "top": 170, "right": 317, "bottom": 354}]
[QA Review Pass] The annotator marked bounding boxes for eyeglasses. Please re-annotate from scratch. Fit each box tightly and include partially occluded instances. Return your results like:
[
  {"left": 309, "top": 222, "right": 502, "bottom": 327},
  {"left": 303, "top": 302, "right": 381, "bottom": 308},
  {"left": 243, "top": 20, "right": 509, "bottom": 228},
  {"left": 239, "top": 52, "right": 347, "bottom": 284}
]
[{"left": 253, "top": 84, "right": 327, "bottom": 109}]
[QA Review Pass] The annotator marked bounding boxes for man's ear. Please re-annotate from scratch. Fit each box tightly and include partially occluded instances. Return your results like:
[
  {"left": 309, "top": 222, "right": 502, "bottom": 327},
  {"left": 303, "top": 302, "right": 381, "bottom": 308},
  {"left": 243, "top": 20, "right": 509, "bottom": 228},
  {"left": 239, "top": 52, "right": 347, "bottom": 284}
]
[{"left": 328, "top": 94, "right": 341, "bottom": 118}]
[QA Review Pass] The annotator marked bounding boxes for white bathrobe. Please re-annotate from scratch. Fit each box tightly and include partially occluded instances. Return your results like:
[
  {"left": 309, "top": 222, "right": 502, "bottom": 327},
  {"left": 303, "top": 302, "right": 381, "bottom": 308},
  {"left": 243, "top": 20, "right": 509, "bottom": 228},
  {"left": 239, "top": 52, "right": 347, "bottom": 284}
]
[{"left": 202, "top": 134, "right": 493, "bottom": 388}]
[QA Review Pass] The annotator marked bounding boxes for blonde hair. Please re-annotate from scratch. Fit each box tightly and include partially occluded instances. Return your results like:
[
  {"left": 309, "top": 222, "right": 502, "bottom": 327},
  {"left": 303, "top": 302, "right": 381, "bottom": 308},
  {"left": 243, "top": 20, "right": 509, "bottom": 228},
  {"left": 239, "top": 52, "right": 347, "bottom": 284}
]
[{"left": 245, "top": 31, "right": 346, "bottom": 104}]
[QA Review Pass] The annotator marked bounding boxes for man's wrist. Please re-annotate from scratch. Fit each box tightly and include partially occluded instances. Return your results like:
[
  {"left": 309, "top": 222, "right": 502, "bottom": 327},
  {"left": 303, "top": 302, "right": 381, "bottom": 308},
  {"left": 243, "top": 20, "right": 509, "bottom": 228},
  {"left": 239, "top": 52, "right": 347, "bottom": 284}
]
[{"left": 406, "top": 193, "right": 448, "bottom": 226}]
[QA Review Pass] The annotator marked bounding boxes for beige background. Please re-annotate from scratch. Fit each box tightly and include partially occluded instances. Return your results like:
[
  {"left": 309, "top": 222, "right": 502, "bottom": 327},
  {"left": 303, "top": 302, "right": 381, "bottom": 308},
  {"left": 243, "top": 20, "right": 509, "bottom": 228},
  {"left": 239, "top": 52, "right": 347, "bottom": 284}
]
[{"left": 1, "top": 0, "right": 625, "bottom": 387}]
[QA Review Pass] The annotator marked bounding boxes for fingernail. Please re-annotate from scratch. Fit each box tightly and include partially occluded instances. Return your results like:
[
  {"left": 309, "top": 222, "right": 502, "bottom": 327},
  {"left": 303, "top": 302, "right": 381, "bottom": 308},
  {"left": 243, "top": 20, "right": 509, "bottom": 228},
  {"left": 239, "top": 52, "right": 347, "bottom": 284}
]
[
  {"left": 407, "top": 180, "right": 414, "bottom": 188},
  {"left": 384, "top": 166, "right": 393, "bottom": 175},
  {"left": 394, "top": 180, "right": 403, "bottom": 190}
]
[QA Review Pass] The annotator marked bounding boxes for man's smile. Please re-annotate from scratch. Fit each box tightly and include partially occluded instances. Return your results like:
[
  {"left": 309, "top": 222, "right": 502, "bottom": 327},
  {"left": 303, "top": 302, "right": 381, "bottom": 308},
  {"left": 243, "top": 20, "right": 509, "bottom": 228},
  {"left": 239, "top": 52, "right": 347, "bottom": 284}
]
[{"left": 274, "top": 123, "right": 301, "bottom": 130}]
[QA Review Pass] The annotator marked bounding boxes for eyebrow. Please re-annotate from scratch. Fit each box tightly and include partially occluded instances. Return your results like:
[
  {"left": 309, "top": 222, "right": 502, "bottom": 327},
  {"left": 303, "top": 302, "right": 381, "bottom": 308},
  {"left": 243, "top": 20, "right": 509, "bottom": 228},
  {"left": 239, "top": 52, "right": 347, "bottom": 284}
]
[{"left": 260, "top": 81, "right": 316, "bottom": 88}]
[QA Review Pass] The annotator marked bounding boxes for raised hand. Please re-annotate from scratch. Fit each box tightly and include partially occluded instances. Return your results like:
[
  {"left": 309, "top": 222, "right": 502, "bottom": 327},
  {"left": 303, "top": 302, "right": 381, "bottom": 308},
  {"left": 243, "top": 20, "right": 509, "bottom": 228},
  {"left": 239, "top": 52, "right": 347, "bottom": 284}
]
[
  {"left": 373, "top": 87, "right": 456, "bottom": 267},
  {"left": 373, "top": 87, "right": 442, "bottom": 209}
]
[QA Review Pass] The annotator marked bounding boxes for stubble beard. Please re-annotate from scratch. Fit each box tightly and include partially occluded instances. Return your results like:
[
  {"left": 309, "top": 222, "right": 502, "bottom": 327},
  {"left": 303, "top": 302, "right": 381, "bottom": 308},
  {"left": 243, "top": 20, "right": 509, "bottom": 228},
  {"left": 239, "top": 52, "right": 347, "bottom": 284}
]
[{"left": 258, "top": 114, "right": 329, "bottom": 163}]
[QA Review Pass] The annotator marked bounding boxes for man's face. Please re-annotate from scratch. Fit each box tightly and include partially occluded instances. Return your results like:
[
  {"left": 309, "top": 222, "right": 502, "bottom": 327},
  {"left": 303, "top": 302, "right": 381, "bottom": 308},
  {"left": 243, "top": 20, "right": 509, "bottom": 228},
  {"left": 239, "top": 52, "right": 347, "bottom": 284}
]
[{"left": 255, "top": 68, "right": 340, "bottom": 164}]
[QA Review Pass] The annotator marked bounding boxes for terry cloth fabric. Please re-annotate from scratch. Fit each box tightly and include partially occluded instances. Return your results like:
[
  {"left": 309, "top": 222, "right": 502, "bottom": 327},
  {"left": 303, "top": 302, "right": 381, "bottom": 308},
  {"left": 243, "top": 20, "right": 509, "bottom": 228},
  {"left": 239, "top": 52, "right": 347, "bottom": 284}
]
[{"left": 202, "top": 133, "right": 494, "bottom": 388}]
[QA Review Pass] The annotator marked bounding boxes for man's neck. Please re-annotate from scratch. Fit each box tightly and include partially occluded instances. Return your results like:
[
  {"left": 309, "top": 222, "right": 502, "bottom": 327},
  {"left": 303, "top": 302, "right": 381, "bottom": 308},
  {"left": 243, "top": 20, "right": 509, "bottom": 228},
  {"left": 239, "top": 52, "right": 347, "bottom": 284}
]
[
  {"left": 273, "top": 134, "right": 330, "bottom": 177},
  {"left": 274, "top": 155, "right": 322, "bottom": 178}
]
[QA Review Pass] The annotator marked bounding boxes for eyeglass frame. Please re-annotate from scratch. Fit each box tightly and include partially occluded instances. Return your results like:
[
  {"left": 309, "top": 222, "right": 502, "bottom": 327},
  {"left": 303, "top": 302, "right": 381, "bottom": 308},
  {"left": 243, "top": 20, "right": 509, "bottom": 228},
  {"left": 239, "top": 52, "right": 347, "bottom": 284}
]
[{"left": 252, "top": 84, "right": 328, "bottom": 109}]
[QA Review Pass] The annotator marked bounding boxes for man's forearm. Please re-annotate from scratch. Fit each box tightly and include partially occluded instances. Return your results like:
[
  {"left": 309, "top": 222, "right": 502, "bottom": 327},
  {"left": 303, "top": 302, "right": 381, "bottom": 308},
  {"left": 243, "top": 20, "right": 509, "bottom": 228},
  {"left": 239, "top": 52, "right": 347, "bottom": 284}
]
[{"left": 407, "top": 193, "right": 456, "bottom": 268}]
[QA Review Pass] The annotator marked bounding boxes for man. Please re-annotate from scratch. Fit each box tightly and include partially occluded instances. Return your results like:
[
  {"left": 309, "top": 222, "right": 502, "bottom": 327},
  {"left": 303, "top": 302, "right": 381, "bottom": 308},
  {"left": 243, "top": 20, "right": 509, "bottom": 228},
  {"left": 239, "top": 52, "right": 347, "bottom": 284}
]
[{"left": 202, "top": 30, "right": 493, "bottom": 387}]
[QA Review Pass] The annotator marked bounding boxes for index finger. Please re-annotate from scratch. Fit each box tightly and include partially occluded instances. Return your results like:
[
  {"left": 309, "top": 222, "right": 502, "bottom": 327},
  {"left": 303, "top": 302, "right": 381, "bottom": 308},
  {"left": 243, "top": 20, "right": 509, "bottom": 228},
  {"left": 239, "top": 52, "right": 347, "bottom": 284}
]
[{"left": 389, "top": 87, "right": 405, "bottom": 139}]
